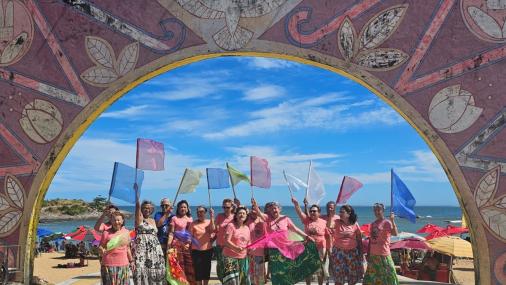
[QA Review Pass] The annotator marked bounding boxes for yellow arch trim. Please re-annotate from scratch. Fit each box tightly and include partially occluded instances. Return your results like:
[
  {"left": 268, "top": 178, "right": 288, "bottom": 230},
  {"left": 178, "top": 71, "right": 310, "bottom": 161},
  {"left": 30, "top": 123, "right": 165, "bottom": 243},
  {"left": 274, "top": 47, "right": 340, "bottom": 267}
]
[{"left": 26, "top": 51, "right": 470, "bottom": 282}]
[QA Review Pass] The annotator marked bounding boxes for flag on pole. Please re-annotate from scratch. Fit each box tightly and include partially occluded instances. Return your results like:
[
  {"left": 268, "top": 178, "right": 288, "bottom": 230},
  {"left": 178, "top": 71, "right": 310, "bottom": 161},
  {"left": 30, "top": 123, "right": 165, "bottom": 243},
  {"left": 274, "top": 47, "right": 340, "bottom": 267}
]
[
  {"left": 283, "top": 171, "right": 307, "bottom": 192},
  {"left": 306, "top": 163, "right": 325, "bottom": 205},
  {"left": 336, "top": 176, "right": 363, "bottom": 204},
  {"left": 251, "top": 156, "right": 271, "bottom": 188},
  {"left": 206, "top": 168, "right": 230, "bottom": 189},
  {"left": 178, "top": 168, "right": 202, "bottom": 194},
  {"left": 136, "top": 138, "right": 165, "bottom": 170},
  {"left": 227, "top": 163, "right": 250, "bottom": 186},
  {"left": 391, "top": 169, "right": 417, "bottom": 223},
  {"left": 109, "top": 162, "right": 144, "bottom": 204}
]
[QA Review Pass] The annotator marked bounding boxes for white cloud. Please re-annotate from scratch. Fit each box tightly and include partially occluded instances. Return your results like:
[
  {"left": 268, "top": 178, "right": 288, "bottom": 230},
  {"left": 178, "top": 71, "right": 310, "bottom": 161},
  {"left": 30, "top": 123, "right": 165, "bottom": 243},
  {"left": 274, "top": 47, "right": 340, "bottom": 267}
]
[
  {"left": 243, "top": 57, "right": 299, "bottom": 69},
  {"left": 101, "top": 105, "right": 150, "bottom": 119},
  {"left": 243, "top": 85, "right": 285, "bottom": 102}
]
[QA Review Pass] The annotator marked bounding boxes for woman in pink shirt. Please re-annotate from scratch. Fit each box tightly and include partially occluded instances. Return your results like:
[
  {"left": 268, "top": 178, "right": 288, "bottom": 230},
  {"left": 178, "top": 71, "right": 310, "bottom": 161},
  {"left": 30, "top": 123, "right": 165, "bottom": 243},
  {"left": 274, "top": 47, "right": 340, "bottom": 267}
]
[
  {"left": 223, "top": 206, "right": 251, "bottom": 285},
  {"left": 167, "top": 200, "right": 195, "bottom": 284},
  {"left": 190, "top": 206, "right": 215, "bottom": 285},
  {"left": 292, "top": 198, "right": 330, "bottom": 285},
  {"left": 329, "top": 205, "right": 363, "bottom": 285},
  {"left": 215, "top": 198, "right": 240, "bottom": 283},
  {"left": 247, "top": 211, "right": 266, "bottom": 285},
  {"left": 363, "top": 203, "right": 399, "bottom": 285},
  {"left": 99, "top": 211, "right": 133, "bottom": 285}
]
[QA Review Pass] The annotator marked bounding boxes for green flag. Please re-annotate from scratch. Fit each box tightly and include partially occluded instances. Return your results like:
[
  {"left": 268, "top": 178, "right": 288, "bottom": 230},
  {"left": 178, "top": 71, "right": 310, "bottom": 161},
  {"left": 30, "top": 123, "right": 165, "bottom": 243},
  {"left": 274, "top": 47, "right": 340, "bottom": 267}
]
[{"left": 227, "top": 163, "right": 250, "bottom": 186}]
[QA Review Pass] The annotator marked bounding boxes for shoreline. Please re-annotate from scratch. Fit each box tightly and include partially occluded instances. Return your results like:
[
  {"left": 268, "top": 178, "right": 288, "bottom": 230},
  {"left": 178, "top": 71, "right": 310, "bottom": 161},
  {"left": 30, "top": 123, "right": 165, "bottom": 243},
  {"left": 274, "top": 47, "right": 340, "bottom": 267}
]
[{"left": 39, "top": 211, "right": 132, "bottom": 223}]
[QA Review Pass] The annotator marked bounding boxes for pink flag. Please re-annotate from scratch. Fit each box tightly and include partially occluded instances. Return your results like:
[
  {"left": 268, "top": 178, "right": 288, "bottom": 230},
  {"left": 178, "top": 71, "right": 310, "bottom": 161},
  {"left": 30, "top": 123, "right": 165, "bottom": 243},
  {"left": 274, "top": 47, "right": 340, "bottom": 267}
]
[
  {"left": 136, "top": 138, "right": 165, "bottom": 171},
  {"left": 247, "top": 230, "right": 304, "bottom": 260},
  {"left": 250, "top": 156, "right": 271, "bottom": 188},
  {"left": 336, "top": 176, "right": 363, "bottom": 204}
]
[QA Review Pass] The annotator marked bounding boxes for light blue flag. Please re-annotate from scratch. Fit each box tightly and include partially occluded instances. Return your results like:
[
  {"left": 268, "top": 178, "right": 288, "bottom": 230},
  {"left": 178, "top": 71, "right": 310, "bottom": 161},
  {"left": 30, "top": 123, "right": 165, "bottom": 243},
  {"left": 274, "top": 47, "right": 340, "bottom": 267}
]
[
  {"left": 206, "top": 168, "right": 230, "bottom": 189},
  {"left": 109, "top": 162, "right": 144, "bottom": 204},
  {"left": 391, "top": 169, "right": 417, "bottom": 223}
]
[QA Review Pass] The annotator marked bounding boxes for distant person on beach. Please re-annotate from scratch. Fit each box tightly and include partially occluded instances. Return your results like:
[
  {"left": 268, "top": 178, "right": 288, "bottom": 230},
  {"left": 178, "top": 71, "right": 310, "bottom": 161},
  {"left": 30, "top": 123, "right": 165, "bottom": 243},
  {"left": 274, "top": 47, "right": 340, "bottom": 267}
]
[
  {"left": 222, "top": 206, "right": 251, "bottom": 285},
  {"left": 190, "top": 206, "right": 215, "bottom": 285},
  {"left": 363, "top": 203, "right": 399, "bottom": 285},
  {"left": 167, "top": 200, "right": 195, "bottom": 284},
  {"left": 329, "top": 205, "right": 363, "bottom": 285},
  {"left": 154, "top": 198, "right": 174, "bottom": 255},
  {"left": 133, "top": 193, "right": 165, "bottom": 285},
  {"left": 99, "top": 211, "right": 133, "bottom": 285},
  {"left": 292, "top": 197, "right": 330, "bottom": 285},
  {"left": 247, "top": 209, "right": 266, "bottom": 285},
  {"left": 215, "top": 198, "right": 240, "bottom": 283}
]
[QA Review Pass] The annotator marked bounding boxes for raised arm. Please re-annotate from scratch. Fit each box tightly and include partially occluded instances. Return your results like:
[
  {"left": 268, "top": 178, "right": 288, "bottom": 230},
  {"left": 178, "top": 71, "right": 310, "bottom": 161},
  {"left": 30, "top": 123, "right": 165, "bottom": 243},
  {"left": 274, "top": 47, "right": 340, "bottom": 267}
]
[
  {"left": 251, "top": 198, "right": 267, "bottom": 221},
  {"left": 134, "top": 184, "right": 142, "bottom": 229},
  {"left": 291, "top": 197, "right": 307, "bottom": 223},
  {"left": 207, "top": 208, "right": 216, "bottom": 233},
  {"left": 94, "top": 208, "right": 109, "bottom": 232},
  {"left": 390, "top": 213, "right": 398, "bottom": 236}
]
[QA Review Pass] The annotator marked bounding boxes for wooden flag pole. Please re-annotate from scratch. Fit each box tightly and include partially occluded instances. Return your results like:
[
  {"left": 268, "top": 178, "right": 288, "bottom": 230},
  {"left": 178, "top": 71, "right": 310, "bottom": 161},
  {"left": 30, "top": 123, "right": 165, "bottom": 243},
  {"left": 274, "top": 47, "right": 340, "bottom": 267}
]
[
  {"left": 283, "top": 170, "right": 294, "bottom": 198},
  {"left": 226, "top": 163, "right": 238, "bottom": 200},
  {"left": 305, "top": 161, "right": 312, "bottom": 202},
  {"left": 173, "top": 169, "right": 188, "bottom": 206},
  {"left": 249, "top": 158, "right": 254, "bottom": 199},
  {"left": 336, "top": 176, "right": 345, "bottom": 205},
  {"left": 207, "top": 186, "right": 212, "bottom": 209}
]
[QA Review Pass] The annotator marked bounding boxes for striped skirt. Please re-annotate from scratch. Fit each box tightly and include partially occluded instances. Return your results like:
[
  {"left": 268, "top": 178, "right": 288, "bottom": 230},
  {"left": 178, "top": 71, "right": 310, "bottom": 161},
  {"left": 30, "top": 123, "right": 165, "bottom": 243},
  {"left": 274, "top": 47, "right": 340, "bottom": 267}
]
[
  {"left": 363, "top": 255, "right": 399, "bottom": 285},
  {"left": 222, "top": 255, "right": 251, "bottom": 285},
  {"left": 172, "top": 240, "right": 195, "bottom": 284},
  {"left": 104, "top": 266, "right": 130, "bottom": 285}
]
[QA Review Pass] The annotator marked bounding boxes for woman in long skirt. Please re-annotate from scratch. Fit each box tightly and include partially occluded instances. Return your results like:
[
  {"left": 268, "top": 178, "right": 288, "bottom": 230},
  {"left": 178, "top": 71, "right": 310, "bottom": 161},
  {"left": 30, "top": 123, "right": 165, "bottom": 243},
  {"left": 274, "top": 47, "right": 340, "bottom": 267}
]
[
  {"left": 190, "top": 206, "right": 215, "bottom": 285},
  {"left": 133, "top": 198, "right": 165, "bottom": 285},
  {"left": 99, "top": 211, "right": 133, "bottom": 285},
  {"left": 329, "top": 205, "right": 363, "bottom": 285},
  {"left": 247, "top": 211, "right": 266, "bottom": 285},
  {"left": 167, "top": 200, "right": 195, "bottom": 284},
  {"left": 363, "top": 203, "right": 399, "bottom": 285},
  {"left": 223, "top": 206, "right": 251, "bottom": 285}
]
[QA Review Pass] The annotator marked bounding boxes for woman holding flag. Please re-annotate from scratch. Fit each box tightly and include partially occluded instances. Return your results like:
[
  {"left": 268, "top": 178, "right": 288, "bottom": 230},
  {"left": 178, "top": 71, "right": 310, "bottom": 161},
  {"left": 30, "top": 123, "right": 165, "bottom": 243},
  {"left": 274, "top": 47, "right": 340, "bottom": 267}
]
[
  {"left": 133, "top": 196, "right": 165, "bottom": 285},
  {"left": 291, "top": 198, "right": 329, "bottom": 285},
  {"left": 363, "top": 203, "right": 399, "bottom": 285},
  {"left": 223, "top": 206, "right": 251, "bottom": 285},
  {"left": 167, "top": 200, "right": 195, "bottom": 284},
  {"left": 329, "top": 205, "right": 363, "bottom": 285},
  {"left": 99, "top": 211, "right": 133, "bottom": 285}
]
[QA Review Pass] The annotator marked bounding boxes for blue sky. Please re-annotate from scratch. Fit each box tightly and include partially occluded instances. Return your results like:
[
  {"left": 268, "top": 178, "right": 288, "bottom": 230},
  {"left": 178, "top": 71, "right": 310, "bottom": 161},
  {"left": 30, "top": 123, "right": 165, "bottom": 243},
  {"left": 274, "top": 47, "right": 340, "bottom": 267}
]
[{"left": 47, "top": 56, "right": 459, "bottom": 206}]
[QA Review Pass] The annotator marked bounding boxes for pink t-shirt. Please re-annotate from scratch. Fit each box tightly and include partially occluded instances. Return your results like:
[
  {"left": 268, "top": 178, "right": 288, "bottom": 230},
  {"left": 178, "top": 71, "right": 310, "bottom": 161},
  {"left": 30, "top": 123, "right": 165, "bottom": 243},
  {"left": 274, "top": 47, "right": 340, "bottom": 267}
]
[
  {"left": 369, "top": 219, "right": 392, "bottom": 256},
  {"left": 216, "top": 213, "right": 234, "bottom": 246},
  {"left": 170, "top": 215, "right": 193, "bottom": 231},
  {"left": 265, "top": 216, "right": 295, "bottom": 233},
  {"left": 303, "top": 217, "right": 329, "bottom": 250},
  {"left": 191, "top": 220, "right": 212, "bottom": 250},
  {"left": 333, "top": 220, "right": 360, "bottom": 250},
  {"left": 223, "top": 223, "right": 251, "bottom": 259},
  {"left": 101, "top": 227, "right": 130, "bottom": 267},
  {"left": 247, "top": 218, "right": 265, "bottom": 257}
]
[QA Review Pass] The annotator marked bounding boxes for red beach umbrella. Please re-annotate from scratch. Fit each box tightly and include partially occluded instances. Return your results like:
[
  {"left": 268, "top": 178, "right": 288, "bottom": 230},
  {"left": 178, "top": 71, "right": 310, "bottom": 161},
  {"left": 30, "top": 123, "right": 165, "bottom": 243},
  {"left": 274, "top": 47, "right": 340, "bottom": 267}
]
[
  {"left": 390, "top": 238, "right": 432, "bottom": 250},
  {"left": 425, "top": 230, "right": 448, "bottom": 240},
  {"left": 445, "top": 225, "right": 468, "bottom": 235},
  {"left": 65, "top": 226, "right": 101, "bottom": 241},
  {"left": 360, "top": 224, "right": 371, "bottom": 237},
  {"left": 416, "top": 223, "right": 444, "bottom": 234}
]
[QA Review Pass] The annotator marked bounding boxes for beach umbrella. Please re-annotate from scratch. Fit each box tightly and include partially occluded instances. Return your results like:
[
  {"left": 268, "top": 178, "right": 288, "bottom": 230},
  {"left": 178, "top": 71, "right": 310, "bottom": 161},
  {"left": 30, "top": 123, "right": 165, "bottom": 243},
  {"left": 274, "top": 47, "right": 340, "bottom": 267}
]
[
  {"left": 37, "top": 228, "right": 53, "bottom": 238},
  {"left": 360, "top": 224, "right": 371, "bottom": 237},
  {"left": 426, "top": 236, "right": 473, "bottom": 258},
  {"left": 416, "top": 223, "right": 444, "bottom": 234},
  {"left": 390, "top": 238, "right": 431, "bottom": 250},
  {"left": 425, "top": 230, "right": 449, "bottom": 240},
  {"left": 391, "top": 231, "right": 426, "bottom": 242},
  {"left": 65, "top": 226, "right": 101, "bottom": 242},
  {"left": 444, "top": 225, "right": 468, "bottom": 235}
]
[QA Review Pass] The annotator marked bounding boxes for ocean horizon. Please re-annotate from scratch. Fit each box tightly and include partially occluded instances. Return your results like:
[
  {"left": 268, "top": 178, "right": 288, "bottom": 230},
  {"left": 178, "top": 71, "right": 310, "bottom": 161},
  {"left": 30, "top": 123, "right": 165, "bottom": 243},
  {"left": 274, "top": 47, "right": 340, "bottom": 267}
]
[{"left": 38, "top": 206, "right": 464, "bottom": 237}]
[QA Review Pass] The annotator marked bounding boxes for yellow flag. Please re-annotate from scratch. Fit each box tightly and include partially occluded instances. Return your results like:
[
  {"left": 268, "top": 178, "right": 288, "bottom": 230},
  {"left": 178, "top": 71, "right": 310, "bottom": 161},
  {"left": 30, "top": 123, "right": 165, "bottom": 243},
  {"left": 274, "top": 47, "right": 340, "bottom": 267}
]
[
  {"left": 227, "top": 163, "right": 250, "bottom": 186},
  {"left": 179, "top": 168, "right": 202, "bottom": 194}
]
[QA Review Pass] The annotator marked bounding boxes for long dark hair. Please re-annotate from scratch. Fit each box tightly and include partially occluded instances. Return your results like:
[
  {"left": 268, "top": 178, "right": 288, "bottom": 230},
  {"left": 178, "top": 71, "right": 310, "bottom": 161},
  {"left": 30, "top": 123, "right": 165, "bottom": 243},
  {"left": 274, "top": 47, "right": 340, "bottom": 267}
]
[
  {"left": 341, "top": 205, "right": 357, "bottom": 224},
  {"left": 233, "top": 206, "right": 248, "bottom": 223},
  {"left": 176, "top": 200, "right": 191, "bottom": 217}
]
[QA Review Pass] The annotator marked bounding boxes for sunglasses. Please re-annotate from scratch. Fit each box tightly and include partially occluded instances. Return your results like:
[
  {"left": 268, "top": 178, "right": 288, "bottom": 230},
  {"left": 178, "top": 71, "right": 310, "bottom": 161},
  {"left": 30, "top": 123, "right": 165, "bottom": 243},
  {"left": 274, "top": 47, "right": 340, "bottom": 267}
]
[{"left": 222, "top": 206, "right": 232, "bottom": 209}]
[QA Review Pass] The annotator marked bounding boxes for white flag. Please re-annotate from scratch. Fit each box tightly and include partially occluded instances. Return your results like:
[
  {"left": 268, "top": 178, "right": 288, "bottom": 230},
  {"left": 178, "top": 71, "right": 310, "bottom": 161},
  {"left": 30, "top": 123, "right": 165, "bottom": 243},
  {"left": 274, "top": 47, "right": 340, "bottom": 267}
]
[
  {"left": 283, "top": 170, "right": 307, "bottom": 192},
  {"left": 306, "top": 163, "right": 325, "bottom": 205},
  {"left": 179, "top": 168, "right": 202, "bottom": 194}
]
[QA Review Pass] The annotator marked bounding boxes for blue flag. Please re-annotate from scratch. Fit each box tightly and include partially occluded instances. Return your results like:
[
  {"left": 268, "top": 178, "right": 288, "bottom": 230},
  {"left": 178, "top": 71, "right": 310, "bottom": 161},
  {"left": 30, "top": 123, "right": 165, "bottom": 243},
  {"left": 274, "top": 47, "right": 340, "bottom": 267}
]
[
  {"left": 206, "top": 168, "right": 230, "bottom": 189},
  {"left": 391, "top": 169, "right": 417, "bottom": 223},
  {"left": 109, "top": 162, "right": 144, "bottom": 204}
]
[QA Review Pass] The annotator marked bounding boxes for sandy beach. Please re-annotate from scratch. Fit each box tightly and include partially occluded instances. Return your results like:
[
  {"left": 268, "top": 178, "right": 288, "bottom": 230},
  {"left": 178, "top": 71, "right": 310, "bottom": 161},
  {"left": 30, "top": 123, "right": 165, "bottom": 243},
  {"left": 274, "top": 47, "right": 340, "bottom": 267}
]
[{"left": 33, "top": 252, "right": 475, "bottom": 285}]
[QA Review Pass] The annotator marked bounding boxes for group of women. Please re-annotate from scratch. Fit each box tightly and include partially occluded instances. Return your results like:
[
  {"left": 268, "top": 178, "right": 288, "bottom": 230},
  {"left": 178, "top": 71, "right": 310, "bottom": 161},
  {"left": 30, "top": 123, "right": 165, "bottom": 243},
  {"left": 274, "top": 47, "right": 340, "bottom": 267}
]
[{"left": 93, "top": 190, "right": 400, "bottom": 285}]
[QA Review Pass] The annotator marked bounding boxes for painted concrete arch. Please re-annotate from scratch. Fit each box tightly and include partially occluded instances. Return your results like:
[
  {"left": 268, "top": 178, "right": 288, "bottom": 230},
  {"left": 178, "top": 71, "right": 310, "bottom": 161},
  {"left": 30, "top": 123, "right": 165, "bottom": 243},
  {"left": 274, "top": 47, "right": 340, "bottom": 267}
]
[{"left": 0, "top": 1, "right": 505, "bottom": 284}]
